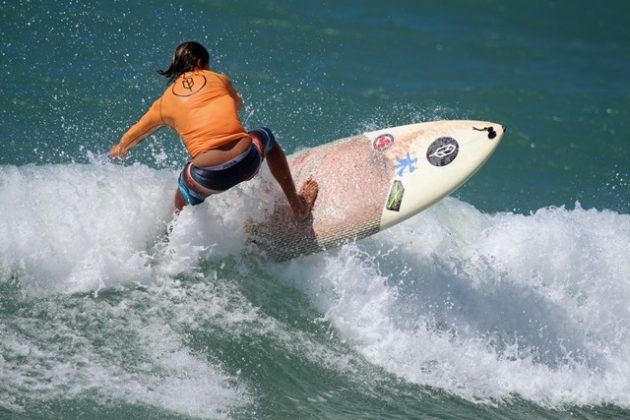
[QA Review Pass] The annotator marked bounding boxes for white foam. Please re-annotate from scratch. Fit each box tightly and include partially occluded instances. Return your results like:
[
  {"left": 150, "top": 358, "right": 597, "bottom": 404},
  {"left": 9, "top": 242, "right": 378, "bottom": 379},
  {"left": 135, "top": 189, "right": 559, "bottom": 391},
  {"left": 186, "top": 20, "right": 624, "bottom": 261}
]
[
  {"left": 275, "top": 198, "right": 630, "bottom": 408},
  {"left": 3, "top": 162, "right": 630, "bottom": 409},
  {"left": 0, "top": 162, "right": 278, "bottom": 295},
  {"left": 0, "top": 161, "right": 290, "bottom": 416},
  {"left": 0, "top": 283, "right": 251, "bottom": 418},
  {"left": 0, "top": 163, "right": 174, "bottom": 294}
]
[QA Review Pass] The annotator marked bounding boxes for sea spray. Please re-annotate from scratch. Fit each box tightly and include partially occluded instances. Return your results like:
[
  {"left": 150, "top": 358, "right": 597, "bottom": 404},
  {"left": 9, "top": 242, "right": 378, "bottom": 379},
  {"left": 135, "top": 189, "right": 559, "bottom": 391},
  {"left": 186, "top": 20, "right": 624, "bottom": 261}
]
[{"left": 271, "top": 198, "right": 630, "bottom": 408}]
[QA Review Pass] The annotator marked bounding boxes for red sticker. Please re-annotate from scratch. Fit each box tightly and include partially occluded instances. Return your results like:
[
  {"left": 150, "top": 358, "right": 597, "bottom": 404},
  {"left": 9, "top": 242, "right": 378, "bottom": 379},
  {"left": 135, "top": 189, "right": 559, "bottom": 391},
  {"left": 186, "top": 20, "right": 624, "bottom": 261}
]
[{"left": 373, "top": 134, "right": 394, "bottom": 152}]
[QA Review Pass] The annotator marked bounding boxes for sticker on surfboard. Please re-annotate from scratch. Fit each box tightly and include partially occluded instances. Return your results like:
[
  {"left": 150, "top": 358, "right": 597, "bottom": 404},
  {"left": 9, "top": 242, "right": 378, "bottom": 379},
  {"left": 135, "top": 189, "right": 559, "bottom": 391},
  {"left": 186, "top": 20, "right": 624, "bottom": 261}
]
[
  {"left": 386, "top": 180, "right": 404, "bottom": 211},
  {"left": 395, "top": 153, "right": 418, "bottom": 176},
  {"left": 426, "top": 137, "right": 459, "bottom": 167},
  {"left": 373, "top": 134, "right": 394, "bottom": 152}
]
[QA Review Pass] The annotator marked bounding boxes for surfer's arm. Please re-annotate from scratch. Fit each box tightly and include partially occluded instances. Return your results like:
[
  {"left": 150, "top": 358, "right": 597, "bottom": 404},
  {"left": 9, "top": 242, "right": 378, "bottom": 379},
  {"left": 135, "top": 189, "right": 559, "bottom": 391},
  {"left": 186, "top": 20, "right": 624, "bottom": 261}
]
[{"left": 110, "top": 99, "right": 164, "bottom": 158}]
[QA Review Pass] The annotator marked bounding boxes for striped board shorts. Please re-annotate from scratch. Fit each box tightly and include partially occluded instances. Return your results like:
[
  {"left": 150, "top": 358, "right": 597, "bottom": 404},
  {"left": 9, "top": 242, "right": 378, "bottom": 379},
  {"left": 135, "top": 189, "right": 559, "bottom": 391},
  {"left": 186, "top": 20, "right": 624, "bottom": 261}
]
[{"left": 177, "top": 127, "right": 278, "bottom": 206}]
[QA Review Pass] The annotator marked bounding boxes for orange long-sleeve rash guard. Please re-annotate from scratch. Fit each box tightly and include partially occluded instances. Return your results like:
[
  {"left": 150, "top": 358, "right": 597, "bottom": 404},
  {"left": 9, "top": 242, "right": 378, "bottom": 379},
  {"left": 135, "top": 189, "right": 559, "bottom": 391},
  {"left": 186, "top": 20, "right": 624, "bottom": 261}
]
[{"left": 119, "top": 69, "right": 248, "bottom": 158}]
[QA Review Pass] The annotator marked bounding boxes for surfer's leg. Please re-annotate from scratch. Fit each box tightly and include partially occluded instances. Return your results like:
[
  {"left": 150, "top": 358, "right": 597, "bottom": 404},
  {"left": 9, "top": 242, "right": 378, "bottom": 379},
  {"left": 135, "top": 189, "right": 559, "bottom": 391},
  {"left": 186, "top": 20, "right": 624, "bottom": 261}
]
[
  {"left": 249, "top": 127, "right": 318, "bottom": 221},
  {"left": 266, "top": 144, "right": 318, "bottom": 221},
  {"left": 174, "top": 162, "right": 214, "bottom": 212},
  {"left": 174, "top": 188, "right": 187, "bottom": 213}
]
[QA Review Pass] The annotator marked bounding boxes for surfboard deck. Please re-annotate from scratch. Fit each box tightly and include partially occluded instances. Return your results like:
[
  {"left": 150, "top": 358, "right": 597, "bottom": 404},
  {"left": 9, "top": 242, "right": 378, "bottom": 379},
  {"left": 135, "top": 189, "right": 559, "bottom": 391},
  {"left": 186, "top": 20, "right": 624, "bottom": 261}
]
[{"left": 247, "top": 120, "right": 505, "bottom": 260}]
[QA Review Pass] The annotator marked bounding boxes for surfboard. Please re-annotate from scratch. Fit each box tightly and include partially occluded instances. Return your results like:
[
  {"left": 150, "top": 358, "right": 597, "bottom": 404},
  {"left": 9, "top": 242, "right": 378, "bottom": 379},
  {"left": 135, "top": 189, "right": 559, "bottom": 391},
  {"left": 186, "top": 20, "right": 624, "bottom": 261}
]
[{"left": 247, "top": 120, "right": 505, "bottom": 260}]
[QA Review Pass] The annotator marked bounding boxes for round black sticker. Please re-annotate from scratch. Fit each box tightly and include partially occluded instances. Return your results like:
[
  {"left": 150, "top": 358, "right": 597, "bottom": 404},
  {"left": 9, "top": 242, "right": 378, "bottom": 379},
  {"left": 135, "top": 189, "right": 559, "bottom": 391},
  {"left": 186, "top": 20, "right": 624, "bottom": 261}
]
[{"left": 426, "top": 137, "right": 459, "bottom": 167}]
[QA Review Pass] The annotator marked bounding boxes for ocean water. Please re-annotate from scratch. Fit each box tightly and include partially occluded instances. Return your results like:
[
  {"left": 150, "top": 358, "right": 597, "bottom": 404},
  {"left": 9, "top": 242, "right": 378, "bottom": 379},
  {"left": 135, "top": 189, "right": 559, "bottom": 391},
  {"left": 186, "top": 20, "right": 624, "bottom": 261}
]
[{"left": 1, "top": 0, "right": 629, "bottom": 419}]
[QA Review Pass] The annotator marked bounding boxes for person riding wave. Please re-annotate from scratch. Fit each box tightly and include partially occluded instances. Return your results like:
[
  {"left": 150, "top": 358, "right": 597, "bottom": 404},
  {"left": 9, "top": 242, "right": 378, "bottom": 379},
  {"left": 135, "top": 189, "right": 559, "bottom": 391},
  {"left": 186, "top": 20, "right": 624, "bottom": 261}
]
[{"left": 109, "top": 41, "right": 318, "bottom": 220}]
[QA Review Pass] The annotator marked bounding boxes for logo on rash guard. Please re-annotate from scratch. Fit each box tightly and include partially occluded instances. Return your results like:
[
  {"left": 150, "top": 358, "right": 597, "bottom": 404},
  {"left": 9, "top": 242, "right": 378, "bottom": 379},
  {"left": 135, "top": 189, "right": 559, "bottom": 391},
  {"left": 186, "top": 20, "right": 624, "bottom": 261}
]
[{"left": 172, "top": 73, "right": 207, "bottom": 97}]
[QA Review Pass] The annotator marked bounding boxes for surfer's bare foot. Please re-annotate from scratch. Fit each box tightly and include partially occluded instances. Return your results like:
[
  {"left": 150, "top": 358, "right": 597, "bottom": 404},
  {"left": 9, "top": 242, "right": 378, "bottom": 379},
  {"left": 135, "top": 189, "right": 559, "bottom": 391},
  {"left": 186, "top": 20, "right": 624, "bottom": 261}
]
[{"left": 291, "top": 179, "right": 318, "bottom": 222}]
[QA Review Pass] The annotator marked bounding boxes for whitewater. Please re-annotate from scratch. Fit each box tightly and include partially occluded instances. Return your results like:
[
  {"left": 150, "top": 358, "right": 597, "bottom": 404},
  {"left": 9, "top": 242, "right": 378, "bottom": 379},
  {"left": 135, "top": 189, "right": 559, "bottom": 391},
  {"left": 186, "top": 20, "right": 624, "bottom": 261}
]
[{"left": 1, "top": 161, "right": 629, "bottom": 417}]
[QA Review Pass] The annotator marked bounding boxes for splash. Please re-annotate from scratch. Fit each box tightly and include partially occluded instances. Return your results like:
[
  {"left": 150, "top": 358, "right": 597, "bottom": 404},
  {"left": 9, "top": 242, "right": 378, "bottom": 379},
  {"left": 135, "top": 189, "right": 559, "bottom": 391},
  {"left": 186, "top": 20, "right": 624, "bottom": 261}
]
[
  {"left": 272, "top": 198, "right": 630, "bottom": 408},
  {"left": 2, "top": 162, "right": 630, "bottom": 411},
  {"left": 0, "top": 161, "right": 274, "bottom": 296}
]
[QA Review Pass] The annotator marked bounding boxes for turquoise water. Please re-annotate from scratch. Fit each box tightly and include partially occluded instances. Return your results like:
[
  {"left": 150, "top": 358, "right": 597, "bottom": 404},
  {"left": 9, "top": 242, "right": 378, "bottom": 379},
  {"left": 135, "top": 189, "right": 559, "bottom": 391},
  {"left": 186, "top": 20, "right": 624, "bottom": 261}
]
[{"left": 1, "top": 1, "right": 629, "bottom": 419}]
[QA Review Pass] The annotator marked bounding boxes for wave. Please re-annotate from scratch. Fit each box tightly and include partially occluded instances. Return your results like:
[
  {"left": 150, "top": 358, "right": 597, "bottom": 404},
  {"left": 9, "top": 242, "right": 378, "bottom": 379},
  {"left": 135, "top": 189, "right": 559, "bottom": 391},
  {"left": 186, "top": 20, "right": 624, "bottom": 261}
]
[
  {"left": 2, "top": 162, "right": 630, "bottom": 412},
  {"left": 0, "top": 161, "right": 272, "bottom": 295},
  {"left": 271, "top": 197, "right": 630, "bottom": 408}
]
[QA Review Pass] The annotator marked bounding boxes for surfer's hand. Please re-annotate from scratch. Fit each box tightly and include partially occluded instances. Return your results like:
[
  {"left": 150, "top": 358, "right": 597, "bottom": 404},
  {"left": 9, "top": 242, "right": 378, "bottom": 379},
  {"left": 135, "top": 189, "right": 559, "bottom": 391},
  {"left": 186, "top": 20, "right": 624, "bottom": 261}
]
[{"left": 108, "top": 144, "right": 128, "bottom": 159}]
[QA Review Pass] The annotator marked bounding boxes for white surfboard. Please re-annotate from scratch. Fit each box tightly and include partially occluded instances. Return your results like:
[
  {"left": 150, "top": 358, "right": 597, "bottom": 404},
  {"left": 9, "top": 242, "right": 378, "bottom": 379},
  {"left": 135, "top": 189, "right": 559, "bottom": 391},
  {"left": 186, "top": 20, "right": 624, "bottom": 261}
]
[{"left": 247, "top": 120, "right": 505, "bottom": 260}]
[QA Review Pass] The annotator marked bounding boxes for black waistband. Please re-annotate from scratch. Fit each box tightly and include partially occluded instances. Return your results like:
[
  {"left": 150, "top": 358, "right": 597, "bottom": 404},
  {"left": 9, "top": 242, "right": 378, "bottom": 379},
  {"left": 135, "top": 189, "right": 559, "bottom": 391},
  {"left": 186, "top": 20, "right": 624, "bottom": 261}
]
[{"left": 189, "top": 145, "right": 261, "bottom": 191}]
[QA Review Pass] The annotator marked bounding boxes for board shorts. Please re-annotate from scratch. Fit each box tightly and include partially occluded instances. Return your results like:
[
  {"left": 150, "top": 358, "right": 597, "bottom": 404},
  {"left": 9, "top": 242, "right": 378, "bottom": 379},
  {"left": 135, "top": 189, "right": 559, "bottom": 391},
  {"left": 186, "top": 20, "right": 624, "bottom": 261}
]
[{"left": 178, "top": 127, "right": 278, "bottom": 206}]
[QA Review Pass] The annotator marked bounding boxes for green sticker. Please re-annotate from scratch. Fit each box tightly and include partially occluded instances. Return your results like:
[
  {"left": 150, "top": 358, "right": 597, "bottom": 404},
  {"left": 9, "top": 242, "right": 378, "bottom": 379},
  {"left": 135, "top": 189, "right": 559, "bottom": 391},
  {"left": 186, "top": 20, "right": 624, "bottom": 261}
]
[{"left": 386, "top": 180, "right": 404, "bottom": 212}]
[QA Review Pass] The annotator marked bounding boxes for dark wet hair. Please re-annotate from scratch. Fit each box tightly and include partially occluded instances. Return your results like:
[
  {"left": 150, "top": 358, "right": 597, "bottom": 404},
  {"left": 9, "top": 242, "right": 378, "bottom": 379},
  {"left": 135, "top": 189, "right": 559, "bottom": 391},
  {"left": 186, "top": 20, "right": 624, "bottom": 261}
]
[{"left": 158, "top": 41, "right": 209, "bottom": 83}]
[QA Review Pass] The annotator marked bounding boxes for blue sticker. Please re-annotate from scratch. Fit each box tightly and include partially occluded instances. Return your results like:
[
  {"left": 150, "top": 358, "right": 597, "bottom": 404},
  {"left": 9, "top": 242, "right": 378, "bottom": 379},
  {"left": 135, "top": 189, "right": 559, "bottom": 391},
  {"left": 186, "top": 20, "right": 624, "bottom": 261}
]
[{"left": 395, "top": 153, "right": 418, "bottom": 176}]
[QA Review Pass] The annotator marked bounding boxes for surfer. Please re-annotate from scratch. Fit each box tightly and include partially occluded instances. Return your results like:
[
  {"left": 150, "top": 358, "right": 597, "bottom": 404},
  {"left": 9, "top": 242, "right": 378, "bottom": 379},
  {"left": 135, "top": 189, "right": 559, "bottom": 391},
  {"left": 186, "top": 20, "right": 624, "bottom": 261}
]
[{"left": 109, "top": 41, "right": 318, "bottom": 221}]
